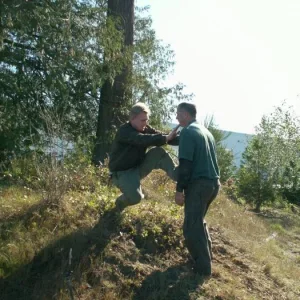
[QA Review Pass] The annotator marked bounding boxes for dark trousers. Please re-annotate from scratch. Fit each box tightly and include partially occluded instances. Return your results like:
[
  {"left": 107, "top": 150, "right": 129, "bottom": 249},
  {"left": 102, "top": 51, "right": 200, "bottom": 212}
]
[{"left": 183, "top": 178, "right": 220, "bottom": 275}]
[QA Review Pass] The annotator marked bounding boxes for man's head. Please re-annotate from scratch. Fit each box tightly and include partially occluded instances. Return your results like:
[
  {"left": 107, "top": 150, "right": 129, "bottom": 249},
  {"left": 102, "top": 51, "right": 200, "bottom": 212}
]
[
  {"left": 176, "top": 102, "right": 197, "bottom": 127},
  {"left": 129, "top": 102, "right": 150, "bottom": 132}
]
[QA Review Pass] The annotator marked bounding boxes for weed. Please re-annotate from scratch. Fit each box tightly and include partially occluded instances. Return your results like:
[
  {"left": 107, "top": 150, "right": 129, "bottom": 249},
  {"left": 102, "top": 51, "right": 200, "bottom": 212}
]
[{"left": 1, "top": 167, "right": 300, "bottom": 299}]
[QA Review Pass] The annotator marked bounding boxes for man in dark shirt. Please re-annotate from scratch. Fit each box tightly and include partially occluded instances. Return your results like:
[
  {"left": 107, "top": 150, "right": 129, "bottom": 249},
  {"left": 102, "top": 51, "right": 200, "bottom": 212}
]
[
  {"left": 109, "top": 102, "right": 179, "bottom": 210},
  {"left": 175, "top": 102, "right": 220, "bottom": 277}
]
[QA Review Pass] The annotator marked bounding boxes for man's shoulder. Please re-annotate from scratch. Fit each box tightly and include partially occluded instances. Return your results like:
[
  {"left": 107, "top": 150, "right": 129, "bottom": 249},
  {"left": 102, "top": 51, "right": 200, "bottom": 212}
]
[
  {"left": 188, "top": 122, "right": 209, "bottom": 135},
  {"left": 183, "top": 122, "right": 201, "bottom": 135},
  {"left": 183, "top": 123, "right": 213, "bottom": 141},
  {"left": 119, "top": 122, "right": 134, "bottom": 133},
  {"left": 120, "top": 122, "right": 131, "bottom": 128}
]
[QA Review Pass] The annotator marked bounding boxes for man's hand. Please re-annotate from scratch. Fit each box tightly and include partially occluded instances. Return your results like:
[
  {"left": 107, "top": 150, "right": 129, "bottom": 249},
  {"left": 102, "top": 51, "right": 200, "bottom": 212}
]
[
  {"left": 166, "top": 124, "right": 180, "bottom": 142},
  {"left": 175, "top": 191, "right": 185, "bottom": 206}
]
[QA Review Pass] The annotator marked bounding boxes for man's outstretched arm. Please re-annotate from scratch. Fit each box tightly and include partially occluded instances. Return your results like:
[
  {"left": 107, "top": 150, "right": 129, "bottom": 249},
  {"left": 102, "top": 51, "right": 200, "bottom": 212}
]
[{"left": 118, "top": 124, "right": 180, "bottom": 147}]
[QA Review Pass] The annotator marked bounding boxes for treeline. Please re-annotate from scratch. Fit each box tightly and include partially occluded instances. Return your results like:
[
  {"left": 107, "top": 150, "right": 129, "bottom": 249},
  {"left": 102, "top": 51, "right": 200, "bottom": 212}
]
[
  {"left": 1, "top": 1, "right": 299, "bottom": 211},
  {"left": 0, "top": 0, "right": 191, "bottom": 167}
]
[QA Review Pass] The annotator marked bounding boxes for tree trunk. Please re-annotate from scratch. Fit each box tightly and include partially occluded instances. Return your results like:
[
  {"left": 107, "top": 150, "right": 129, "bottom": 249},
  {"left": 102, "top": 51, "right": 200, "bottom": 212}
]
[{"left": 93, "top": 0, "right": 134, "bottom": 165}]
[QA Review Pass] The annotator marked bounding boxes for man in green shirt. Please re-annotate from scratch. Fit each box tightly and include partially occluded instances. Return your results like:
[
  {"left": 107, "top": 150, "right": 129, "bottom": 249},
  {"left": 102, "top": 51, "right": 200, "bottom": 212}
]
[
  {"left": 175, "top": 102, "right": 220, "bottom": 276},
  {"left": 109, "top": 102, "right": 179, "bottom": 210}
]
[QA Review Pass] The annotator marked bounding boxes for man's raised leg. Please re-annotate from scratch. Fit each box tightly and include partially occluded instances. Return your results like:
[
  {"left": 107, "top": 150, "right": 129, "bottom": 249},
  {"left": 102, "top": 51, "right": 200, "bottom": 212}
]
[
  {"left": 139, "top": 147, "right": 178, "bottom": 180},
  {"left": 112, "top": 168, "right": 144, "bottom": 210}
]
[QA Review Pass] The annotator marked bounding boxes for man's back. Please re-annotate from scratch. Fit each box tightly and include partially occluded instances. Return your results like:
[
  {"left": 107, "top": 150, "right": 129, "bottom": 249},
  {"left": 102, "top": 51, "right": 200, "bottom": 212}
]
[{"left": 179, "top": 121, "right": 220, "bottom": 180}]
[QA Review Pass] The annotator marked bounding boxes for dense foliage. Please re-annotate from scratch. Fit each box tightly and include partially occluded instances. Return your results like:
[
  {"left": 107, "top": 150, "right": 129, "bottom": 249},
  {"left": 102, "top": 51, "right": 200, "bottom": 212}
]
[
  {"left": 1, "top": 1, "right": 106, "bottom": 149},
  {"left": 205, "top": 116, "right": 236, "bottom": 183},
  {"left": 237, "top": 102, "right": 300, "bottom": 210},
  {"left": 0, "top": 1, "right": 191, "bottom": 168}
]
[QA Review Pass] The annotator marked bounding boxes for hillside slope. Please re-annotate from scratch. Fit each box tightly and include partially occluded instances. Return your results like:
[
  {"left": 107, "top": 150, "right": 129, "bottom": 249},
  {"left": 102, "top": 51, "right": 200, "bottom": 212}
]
[{"left": 1, "top": 171, "right": 300, "bottom": 299}]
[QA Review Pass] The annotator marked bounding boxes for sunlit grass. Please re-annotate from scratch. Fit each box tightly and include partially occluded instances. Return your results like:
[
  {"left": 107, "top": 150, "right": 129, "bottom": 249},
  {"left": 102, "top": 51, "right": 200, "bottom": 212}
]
[
  {"left": 1, "top": 169, "right": 300, "bottom": 299},
  {"left": 208, "top": 192, "right": 300, "bottom": 297}
]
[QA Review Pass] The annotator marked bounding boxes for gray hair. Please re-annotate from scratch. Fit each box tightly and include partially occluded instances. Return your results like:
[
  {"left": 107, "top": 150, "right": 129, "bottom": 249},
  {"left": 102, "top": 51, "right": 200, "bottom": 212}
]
[
  {"left": 129, "top": 102, "right": 151, "bottom": 119},
  {"left": 177, "top": 102, "right": 197, "bottom": 118}
]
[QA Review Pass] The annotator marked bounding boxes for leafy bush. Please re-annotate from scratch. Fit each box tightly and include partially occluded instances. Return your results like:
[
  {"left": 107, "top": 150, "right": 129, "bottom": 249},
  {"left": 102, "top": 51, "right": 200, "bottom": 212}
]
[
  {"left": 236, "top": 102, "right": 300, "bottom": 210},
  {"left": 222, "top": 177, "right": 239, "bottom": 202},
  {"left": 3, "top": 139, "right": 110, "bottom": 208},
  {"left": 237, "top": 165, "right": 275, "bottom": 211}
]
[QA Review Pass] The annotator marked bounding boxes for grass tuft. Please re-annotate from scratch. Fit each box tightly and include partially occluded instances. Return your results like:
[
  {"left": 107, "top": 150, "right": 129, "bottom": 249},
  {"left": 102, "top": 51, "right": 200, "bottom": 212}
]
[{"left": 1, "top": 168, "right": 300, "bottom": 299}]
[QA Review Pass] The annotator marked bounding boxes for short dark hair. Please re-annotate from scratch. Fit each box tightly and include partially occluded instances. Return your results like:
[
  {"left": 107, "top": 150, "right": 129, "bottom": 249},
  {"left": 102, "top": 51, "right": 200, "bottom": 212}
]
[{"left": 178, "top": 102, "right": 197, "bottom": 118}]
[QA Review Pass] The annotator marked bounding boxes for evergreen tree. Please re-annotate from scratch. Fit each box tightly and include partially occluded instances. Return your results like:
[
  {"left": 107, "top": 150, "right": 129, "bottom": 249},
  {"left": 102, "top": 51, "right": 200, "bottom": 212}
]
[
  {"left": 93, "top": 0, "right": 135, "bottom": 164},
  {"left": 0, "top": 1, "right": 192, "bottom": 168},
  {"left": 1, "top": 0, "right": 121, "bottom": 162}
]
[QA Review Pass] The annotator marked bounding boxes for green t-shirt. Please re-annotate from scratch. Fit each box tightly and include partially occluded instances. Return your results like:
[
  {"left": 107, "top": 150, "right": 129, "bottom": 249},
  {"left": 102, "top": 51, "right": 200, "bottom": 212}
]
[{"left": 179, "top": 121, "right": 220, "bottom": 180}]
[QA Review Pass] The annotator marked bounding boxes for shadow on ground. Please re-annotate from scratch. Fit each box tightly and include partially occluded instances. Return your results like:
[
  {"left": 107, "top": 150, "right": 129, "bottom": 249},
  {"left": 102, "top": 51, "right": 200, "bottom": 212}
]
[
  {"left": 132, "top": 262, "right": 206, "bottom": 300},
  {"left": 0, "top": 206, "right": 123, "bottom": 300}
]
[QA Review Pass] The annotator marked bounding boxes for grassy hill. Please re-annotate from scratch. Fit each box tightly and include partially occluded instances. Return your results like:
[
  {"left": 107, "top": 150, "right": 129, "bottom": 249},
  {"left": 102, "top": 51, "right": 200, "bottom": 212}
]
[{"left": 1, "top": 167, "right": 300, "bottom": 300}]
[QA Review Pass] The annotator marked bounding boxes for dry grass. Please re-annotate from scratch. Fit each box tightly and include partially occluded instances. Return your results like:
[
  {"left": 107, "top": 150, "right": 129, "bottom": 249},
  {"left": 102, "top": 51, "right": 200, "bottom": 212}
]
[
  {"left": 1, "top": 170, "right": 300, "bottom": 299},
  {"left": 207, "top": 192, "right": 300, "bottom": 299}
]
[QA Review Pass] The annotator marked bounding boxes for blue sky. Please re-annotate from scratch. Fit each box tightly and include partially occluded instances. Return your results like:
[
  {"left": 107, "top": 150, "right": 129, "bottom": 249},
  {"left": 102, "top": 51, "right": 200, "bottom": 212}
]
[{"left": 136, "top": 0, "right": 300, "bottom": 134}]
